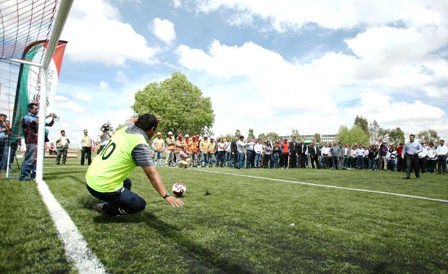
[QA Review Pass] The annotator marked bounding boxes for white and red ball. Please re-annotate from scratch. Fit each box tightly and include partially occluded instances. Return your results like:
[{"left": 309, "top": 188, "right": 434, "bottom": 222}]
[{"left": 172, "top": 182, "right": 187, "bottom": 197}]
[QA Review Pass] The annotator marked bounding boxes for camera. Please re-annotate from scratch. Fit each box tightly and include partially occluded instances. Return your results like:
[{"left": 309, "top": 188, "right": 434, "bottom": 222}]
[{"left": 101, "top": 123, "right": 110, "bottom": 132}]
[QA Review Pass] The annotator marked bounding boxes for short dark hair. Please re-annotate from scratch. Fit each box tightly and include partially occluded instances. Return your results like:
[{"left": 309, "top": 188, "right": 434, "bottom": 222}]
[
  {"left": 60, "top": 130, "right": 65, "bottom": 134},
  {"left": 135, "top": 113, "right": 158, "bottom": 131},
  {"left": 410, "top": 134, "right": 415, "bottom": 137},
  {"left": 28, "top": 102, "right": 38, "bottom": 110}
]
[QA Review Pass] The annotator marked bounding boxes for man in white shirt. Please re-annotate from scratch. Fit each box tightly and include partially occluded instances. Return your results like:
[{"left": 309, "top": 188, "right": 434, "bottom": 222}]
[
  {"left": 402, "top": 134, "right": 422, "bottom": 179},
  {"left": 55, "top": 130, "right": 70, "bottom": 165},
  {"left": 436, "top": 139, "right": 447, "bottom": 174}
]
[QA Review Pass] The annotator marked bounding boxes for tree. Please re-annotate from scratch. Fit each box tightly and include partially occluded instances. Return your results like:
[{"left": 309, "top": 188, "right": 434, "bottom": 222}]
[
  {"left": 262, "top": 132, "right": 279, "bottom": 142},
  {"left": 248, "top": 129, "right": 255, "bottom": 139},
  {"left": 387, "top": 127, "right": 405, "bottom": 145},
  {"left": 354, "top": 115, "right": 369, "bottom": 135},
  {"left": 235, "top": 129, "right": 241, "bottom": 138},
  {"left": 291, "top": 129, "right": 299, "bottom": 138},
  {"left": 132, "top": 72, "right": 214, "bottom": 136},
  {"left": 314, "top": 133, "right": 321, "bottom": 143},
  {"left": 417, "top": 130, "right": 440, "bottom": 143},
  {"left": 368, "top": 120, "right": 380, "bottom": 144},
  {"left": 336, "top": 125, "right": 369, "bottom": 146}
]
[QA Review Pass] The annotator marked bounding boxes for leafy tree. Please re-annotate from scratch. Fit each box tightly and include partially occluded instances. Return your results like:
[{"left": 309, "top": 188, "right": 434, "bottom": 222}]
[
  {"left": 336, "top": 125, "right": 369, "bottom": 146},
  {"left": 235, "top": 129, "right": 241, "bottom": 138},
  {"left": 248, "top": 129, "right": 255, "bottom": 139},
  {"left": 368, "top": 120, "right": 380, "bottom": 144},
  {"left": 417, "top": 129, "right": 440, "bottom": 144},
  {"left": 291, "top": 129, "right": 300, "bottom": 138},
  {"left": 354, "top": 115, "right": 369, "bottom": 135},
  {"left": 314, "top": 133, "right": 321, "bottom": 143},
  {"left": 257, "top": 133, "right": 266, "bottom": 141},
  {"left": 132, "top": 72, "right": 214, "bottom": 136},
  {"left": 387, "top": 127, "right": 405, "bottom": 145},
  {"left": 265, "top": 132, "right": 279, "bottom": 142}
]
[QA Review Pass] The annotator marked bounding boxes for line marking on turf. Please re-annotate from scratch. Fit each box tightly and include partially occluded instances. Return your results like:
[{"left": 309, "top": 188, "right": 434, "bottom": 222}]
[
  {"left": 36, "top": 179, "right": 107, "bottom": 274},
  {"left": 192, "top": 169, "right": 448, "bottom": 203}
]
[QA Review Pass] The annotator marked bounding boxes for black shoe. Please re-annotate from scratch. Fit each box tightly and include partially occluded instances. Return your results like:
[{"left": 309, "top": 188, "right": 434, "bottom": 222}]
[{"left": 402, "top": 177, "right": 410, "bottom": 179}]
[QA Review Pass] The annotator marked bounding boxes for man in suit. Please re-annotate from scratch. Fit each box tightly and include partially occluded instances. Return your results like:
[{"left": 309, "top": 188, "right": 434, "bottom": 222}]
[
  {"left": 288, "top": 137, "right": 298, "bottom": 168},
  {"left": 297, "top": 139, "right": 307, "bottom": 168},
  {"left": 308, "top": 142, "right": 320, "bottom": 169}
]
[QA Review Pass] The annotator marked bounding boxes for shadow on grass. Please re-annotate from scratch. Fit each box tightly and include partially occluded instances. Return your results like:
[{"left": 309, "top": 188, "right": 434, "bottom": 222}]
[{"left": 92, "top": 211, "right": 254, "bottom": 273}]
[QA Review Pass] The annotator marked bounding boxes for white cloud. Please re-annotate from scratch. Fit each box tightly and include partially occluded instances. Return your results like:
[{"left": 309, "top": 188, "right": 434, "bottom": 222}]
[
  {"left": 152, "top": 18, "right": 176, "bottom": 44},
  {"left": 186, "top": 0, "right": 448, "bottom": 30},
  {"left": 73, "top": 91, "right": 93, "bottom": 101},
  {"left": 54, "top": 95, "right": 86, "bottom": 113},
  {"left": 61, "top": 0, "right": 159, "bottom": 66},
  {"left": 99, "top": 81, "right": 109, "bottom": 89},
  {"left": 115, "top": 70, "right": 130, "bottom": 84}
]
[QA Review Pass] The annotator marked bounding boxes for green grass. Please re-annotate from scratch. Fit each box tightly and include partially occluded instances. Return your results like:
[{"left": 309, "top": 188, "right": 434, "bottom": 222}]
[{"left": 1, "top": 158, "right": 447, "bottom": 273}]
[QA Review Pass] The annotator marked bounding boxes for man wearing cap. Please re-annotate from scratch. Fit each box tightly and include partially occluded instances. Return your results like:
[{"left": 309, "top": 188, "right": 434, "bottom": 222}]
[
  {"left": 165, "top": 131, "right": 175, "bottom": 167},
  {"left": 200, "top": 135, "right": 210, "bottom": 167},
  {"left": 190, "top": 135, "right": 199, "bottom": 167},
  {"left": 152, "top": 132, "right": 165, "bottom": 167},
  {"left": 175, "top": 134, "right": 186, "bottom": 167},
  {"left": 177, "top": 145, "right": 191, "bottom": 168}
]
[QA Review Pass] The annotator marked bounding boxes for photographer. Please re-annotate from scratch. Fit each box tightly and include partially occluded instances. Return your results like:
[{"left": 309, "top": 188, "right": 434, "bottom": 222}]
[{"left": 98, "top": 122, "right": 113, "bottom": 154}]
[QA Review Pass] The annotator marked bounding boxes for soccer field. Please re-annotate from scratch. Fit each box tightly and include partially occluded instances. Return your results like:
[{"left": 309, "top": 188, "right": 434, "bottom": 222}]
[{"left": 1, "top": 158, "right": 447, "bottom": 273}]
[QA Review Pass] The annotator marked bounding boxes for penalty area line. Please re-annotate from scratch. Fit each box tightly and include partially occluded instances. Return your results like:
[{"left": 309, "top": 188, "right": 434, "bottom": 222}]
[
  {"left": 36, "top": 179, "right": 106, "bottom": 273},
  {"left": 192, "top": 169, "right": 448, "bottom": 203}
]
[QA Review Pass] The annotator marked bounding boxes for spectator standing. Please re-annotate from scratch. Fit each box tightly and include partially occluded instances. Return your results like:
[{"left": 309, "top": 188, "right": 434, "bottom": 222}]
[
  {"left": 289, "top": 137, "right": 298, "bottom": 168},
  {"left": 151, "top": 132, "right": 165, "bottom": 167},
  {"left": 396, "top": 143, "right": 405, "bottom": 172},
  {"left": 0, "top": 114, "right": 8, "bottom": 165},
  {"left": 418, "top": 143, "right": 428, "bottom": 174},
  {"left": 263, "top": 141, "right": 273, "bottom": 168},
  {"left": 236, "top": 136, "right": 247, "bottom": 169},
  {"left": 330, "top": 143, "right": 341, "bottom": 170},
  {"left": 402, "top": 134, "right": 422, "bottom": 179},
  {"left": 254, "top": 139, "right": 263, "bottom": 168},
  {"left": 55, "top": 130, "right": 70, "bottom": 165},
  {"left": 427, "top": 142, "right": 437, "bottom": 173},
  {"left": 245, "top": 138, "right": 255, "bottom": 168},
  {"left": 297, "top": 139, "right": 307, "bottom": 168},
  {"left": 272, "top": 141, "right": 281, "bottom": 168},
  {"left": 217, "top": 138, "right": 226, "bottom": 167},
  {"left": 308, "top": 142, "right": 320, "bottom": 169},
  {"left": 200, "top": 135, "right": 210, "bottom": 167},
  {"left": 80, "top": 129, "right": 93, "bottom": 166},
  {"left": 165, "top": 132, "right": 175, "bottom": 167},
  {"left": 280, "top": 139, "right": 289, "bottom": 169},
  {"left": 436, "top": 140, "right": 447, "bottom": 175}
]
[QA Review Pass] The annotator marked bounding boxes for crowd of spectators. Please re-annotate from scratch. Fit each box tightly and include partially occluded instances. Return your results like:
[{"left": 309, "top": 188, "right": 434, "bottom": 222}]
[{"left": 151, "top": 133, "right": 448, "bottom": 175}]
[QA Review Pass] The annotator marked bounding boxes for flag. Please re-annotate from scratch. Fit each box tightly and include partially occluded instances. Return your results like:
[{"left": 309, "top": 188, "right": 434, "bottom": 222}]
[{"left": 10, "top": 40, "right": 67, "bottom": 142}]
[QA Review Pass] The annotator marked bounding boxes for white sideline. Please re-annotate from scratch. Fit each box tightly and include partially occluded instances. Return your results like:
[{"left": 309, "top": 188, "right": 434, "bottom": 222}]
[
  {"left": 36, "top": 179, "right": 106, "bottom": 273},
  {"left": 193, "top": 169, "right": 448, "bottom": 203}
]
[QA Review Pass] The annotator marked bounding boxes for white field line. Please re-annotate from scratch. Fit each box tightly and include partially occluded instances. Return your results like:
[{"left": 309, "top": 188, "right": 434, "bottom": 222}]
[
  {"left": 36, "top": 179, "right": 106, "bottom": 274},
  {"left": 192, "top": 169, "right": 448, "bottom": 203}
]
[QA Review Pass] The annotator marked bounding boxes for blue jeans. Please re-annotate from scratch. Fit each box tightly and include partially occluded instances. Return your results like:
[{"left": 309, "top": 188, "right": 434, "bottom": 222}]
[
  {"left": 255, "top": 153, "right": 262, "bottom": 168},
  {"left": 154, "top": 151, "right": 163, "bottom": 167},
  {"left": 20, "top": 143, "right": 36, "bottom": 180},
  {"left": 238, "top": 152, "right": 245, "bottom": 169},
  {"left": 225, "top": 151, "right": 232, "bottom": 167},
  {"left": 86, "top": 178, "right": 146, "bottom": 216},
  {"left": 201, "top": 152, "right": 209, "bottom": 166}
]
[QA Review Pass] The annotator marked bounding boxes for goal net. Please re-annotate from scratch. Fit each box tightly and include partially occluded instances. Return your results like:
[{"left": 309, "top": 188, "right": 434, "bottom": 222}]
[{"left": 0, "top": 0, "right": 73, "bottom": 179}]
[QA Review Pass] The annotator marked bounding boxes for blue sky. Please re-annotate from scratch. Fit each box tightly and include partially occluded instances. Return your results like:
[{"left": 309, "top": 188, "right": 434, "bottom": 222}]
[{"left": 50, "top": 0, "right": 448, "bottom": 145}]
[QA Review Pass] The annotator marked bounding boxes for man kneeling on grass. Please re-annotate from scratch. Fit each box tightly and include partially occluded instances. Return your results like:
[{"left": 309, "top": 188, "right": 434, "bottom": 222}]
[{"left": 86, "top": 113, "right": 184, "bottom": 217}]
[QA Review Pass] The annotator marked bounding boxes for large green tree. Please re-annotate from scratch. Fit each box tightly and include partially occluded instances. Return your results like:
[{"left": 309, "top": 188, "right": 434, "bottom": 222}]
[
  {"left": 132, "top": 72, "right": 214, "bottom": 136},
  {"left": 417, "top": 129, "right": 440, "bottom": 143},
  {"left": 354, "top": 115, "right": 369, "bottom": 135},
  {"left": 336, "top": 125, "right": 369, "bottom": 146}
]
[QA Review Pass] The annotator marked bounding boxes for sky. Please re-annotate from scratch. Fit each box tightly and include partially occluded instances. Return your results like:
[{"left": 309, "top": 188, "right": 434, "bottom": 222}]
[{"left": 47, "top": 0, "right": 448, "bottom": 146}]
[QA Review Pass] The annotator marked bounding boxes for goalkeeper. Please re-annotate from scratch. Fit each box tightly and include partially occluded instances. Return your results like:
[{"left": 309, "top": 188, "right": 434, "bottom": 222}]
[{"left": 86, "top": 113, "right": 184, "bottom": 217}]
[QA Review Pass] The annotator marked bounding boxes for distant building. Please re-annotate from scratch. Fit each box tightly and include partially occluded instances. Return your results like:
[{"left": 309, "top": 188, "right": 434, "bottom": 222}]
[{"left": 279, "top": 134, "right": 337, "bottom": 144}]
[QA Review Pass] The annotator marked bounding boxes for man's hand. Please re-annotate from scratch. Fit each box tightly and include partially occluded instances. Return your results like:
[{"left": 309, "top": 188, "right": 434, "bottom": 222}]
[{"left": 165, "top": 196, "right": 184, "bottom": 207}]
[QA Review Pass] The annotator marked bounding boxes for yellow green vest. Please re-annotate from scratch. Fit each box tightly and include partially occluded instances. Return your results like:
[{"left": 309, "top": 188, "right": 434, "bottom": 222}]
[{"left": 86, "top": 126, "right": 147, "bottom": 192}]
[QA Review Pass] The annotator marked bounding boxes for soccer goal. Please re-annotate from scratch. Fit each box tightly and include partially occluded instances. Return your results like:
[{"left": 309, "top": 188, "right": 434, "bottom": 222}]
[{"left": 0, "top": 0, "right": 73, "bottom": 180}]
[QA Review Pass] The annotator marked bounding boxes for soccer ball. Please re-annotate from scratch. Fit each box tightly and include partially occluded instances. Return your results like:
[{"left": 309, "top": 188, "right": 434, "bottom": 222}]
[{"left": 172, "top": 182, "right": 187, "bottom": 197}]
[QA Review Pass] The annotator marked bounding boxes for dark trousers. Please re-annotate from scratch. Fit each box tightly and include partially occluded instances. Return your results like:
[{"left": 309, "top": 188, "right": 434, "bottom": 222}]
[
  {"left": 310, "top": 155, "right": 319, "bottom": 169},
  {"left": 81, "top": 146, "right": 92, "bottom": 165},
  {"left": 437, "top": 155, "right": 447, "bottom": 174},
  {"left": 397, "top": 157, "right": 405, "bottom": 172},
  {"left": 405, "top": 155, "right": 420, "bottom": 178},
  {"left": 289, "top": 153, "right": 297, "bottom": 168},
  {"left": 281, "top": 153, "right": 289, "bottom": 168},
  {"left": 87, "top": 178, "right": 146, "bottom": 216}
]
